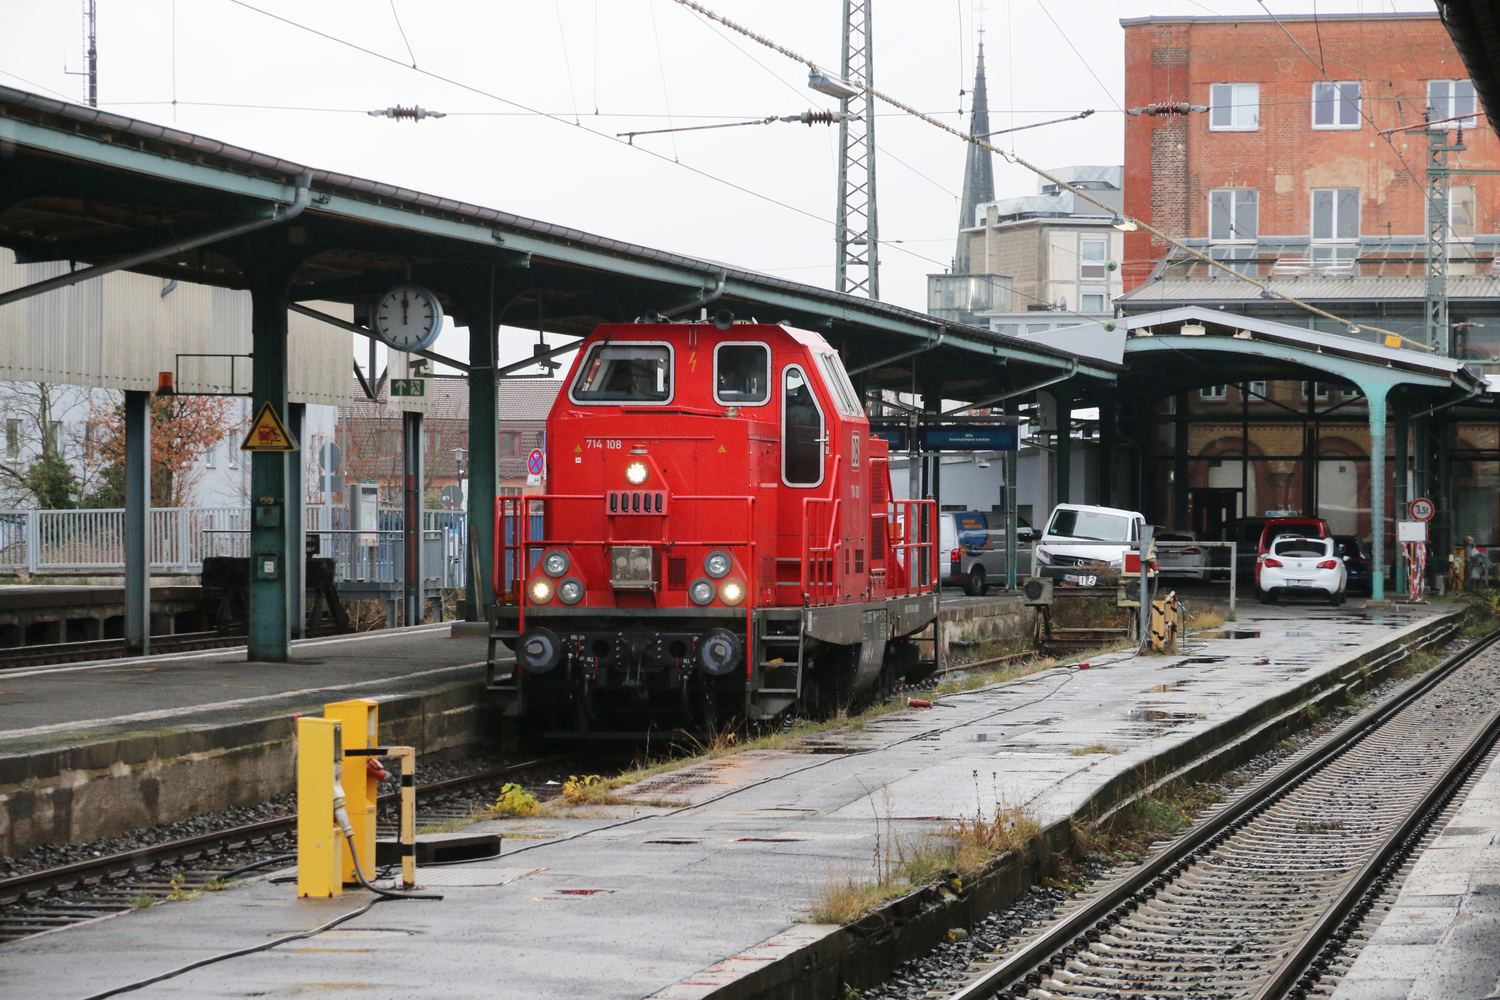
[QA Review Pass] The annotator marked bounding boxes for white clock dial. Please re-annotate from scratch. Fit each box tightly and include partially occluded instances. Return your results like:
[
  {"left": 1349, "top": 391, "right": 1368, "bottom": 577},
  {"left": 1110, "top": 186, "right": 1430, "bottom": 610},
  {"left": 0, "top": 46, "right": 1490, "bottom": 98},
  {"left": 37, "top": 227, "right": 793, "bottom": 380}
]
[{"left": 373, "top": 285, "right": 443, "bottom": 351}]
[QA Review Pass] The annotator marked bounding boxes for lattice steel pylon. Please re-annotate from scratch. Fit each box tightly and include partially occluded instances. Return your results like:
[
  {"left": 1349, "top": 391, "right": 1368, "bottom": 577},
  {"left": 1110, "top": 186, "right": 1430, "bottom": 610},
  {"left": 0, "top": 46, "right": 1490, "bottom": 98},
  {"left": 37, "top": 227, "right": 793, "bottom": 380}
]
[
  {"left": 834, "top": 0, "right": 879, "bottom": 298},
  {"left": 1425, "top": 124, "right": 1465, "bottom": 356}
]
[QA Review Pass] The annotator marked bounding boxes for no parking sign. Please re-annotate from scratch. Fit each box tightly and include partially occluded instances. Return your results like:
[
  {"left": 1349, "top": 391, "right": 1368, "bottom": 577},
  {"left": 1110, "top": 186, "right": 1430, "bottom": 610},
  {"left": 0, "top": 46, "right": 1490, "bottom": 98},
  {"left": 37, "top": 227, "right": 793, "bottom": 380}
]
[{"left": 527, "top": 448, "right": 545, "bottom": 486}]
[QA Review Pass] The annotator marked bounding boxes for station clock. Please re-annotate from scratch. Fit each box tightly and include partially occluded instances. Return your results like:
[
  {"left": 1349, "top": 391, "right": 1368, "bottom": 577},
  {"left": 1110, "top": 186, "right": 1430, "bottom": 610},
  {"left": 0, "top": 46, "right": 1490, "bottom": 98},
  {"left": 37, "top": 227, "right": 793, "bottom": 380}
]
[{"left": 373, "top": 284, "right": 444, "bottom": 351}]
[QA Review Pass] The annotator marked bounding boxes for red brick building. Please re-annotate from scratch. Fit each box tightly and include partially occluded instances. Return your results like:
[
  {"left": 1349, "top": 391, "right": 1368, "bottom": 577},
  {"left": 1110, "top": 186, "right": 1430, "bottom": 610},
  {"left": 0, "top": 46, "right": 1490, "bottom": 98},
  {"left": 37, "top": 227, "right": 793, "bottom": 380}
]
[{"left": 1121, "top": 12, "right": 1500, "bottom": 300}]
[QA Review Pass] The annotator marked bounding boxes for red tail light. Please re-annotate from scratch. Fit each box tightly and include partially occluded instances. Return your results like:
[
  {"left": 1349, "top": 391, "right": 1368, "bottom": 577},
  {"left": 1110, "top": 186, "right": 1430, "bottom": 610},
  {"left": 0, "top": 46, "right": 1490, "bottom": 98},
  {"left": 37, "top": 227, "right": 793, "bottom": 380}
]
[
  {"left": 950, "top": 548, "right": 962, "bottom": 562},
  {"left": 1263, "top": 557, "right": 1283, "bottom": 567},
  {"left": 1180, "top": 546, "right": 1202, "bottom": 555},
  {"left": 1317, "top": 559, "right": 1338, "bottom": 569}
]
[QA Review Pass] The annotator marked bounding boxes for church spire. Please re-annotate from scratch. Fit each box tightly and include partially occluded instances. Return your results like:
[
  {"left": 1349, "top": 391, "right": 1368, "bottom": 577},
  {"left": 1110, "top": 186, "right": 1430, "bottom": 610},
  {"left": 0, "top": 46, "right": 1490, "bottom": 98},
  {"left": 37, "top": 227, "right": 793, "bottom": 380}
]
[{"left": 955, "top": 41, "right": 995, "bottom": 274}]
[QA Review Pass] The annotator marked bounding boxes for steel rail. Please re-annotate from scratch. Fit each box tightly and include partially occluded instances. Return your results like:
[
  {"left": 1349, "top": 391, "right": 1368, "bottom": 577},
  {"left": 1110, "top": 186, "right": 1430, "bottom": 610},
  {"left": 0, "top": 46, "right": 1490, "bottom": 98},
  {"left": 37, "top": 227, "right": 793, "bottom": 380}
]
[
  {"left": 0, "top": 755, "right": 571, "bottom": 905},
  {"left": 948, "top": 626, "right": 1500, "bottom": 1000}
]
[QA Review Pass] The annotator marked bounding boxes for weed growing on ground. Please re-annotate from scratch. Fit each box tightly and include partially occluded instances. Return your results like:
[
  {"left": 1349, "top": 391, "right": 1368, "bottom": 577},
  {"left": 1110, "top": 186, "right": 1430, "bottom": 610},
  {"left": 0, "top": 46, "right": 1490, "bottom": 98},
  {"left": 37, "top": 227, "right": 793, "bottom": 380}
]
[
  {"left": 416, "top": 814, "right": 486, "bottom": 835},
  {"left": 1077, "top": 780, "right": 1225, "bottom": 861},
  {"left": 560, "top": 774, "right": 625, "bottom": 807},
  {"left": 934, "top": 657, "right": 1056, "bottom": 695},
  {"left": 1068, "top": 743, "right": 1121, "bottom": 756},
  {"left": 130, "top": 892, "right": 156, "bottom": 909},
  {"left": 164, "top": 874, "right": 202, "bottom": 902},
  {"left": 1295, "top": 819, "right": 1344, "bottom": 834},
  {"left": 491, "top": 782, "right": 540, "bottom": 817}
]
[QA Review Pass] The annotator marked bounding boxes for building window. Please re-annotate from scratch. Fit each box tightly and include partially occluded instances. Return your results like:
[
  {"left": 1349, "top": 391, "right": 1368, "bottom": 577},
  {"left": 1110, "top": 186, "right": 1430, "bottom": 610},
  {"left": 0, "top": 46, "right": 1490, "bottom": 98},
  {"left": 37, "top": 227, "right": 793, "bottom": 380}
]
[
  {"left": 1200, "top": 385, "right": 1227, "bottom": 400},
  {"left": 1209, "top": 189, "right": 1258, "bottom": 241},
  {"left": 499, "top": 432, "right": 521, "bottom": 456},
  {"left": 1248, "top": 381, "right": 1268, "bottom": 400},
  {"left": 1079, "top": 238, "right": 1108, "bottom": 279},
  {"left": 204, "top": 444, "right": 216, "bottom": 469},
  {"left": 1081, "top": 293, "right": 1106, "bottom": 313},
  {"left": 5, "top": 420, "right": 19, "bottom": 460},
  {"left": 1451, "top": 185, "right": 1476, "bottom": 239},
  {"left": 1209, "top": 83, "right": 1259, "bottom": 131},
  {"left": 1428, "top": 79, "right": 1478, "bottom": 129},
  {"left": 1312, "top": 187, "right": 1359, "bottom": 241},
  {"left": 1303, "top": 382, "right": 1334, "bottom": 400},
  {"left": 43, "top": 421, "right": 62, "bottom": 454},
  {"left": 1312, "top": 81, "right": 1361, "bottom": 129}
]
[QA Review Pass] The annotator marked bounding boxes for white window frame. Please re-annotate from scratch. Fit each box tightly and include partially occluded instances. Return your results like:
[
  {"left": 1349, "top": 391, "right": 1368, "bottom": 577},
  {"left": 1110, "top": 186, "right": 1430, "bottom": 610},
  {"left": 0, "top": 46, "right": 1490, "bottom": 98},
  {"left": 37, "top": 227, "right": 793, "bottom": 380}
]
[
  {"left": 1200, "top": 384, "right": 1228, "bottom": 400},
  {"left": 711, "top": 340, "right": 771, "bottom": 407},
  {"left": 1427, "top": 79, "right": 1478, "bottom": 130},
  {"left": 1312, "top": 80, "right": 1361, "bottom": 130},
  {"left": 1209, "top": 189, "right": 1258, "bottom": 242},
  {"left": 204, "top": 444, "right": 216, "bottom": 469},
  {"left": 1311, "top": 187, "right": 1360, "bottom": 242},
  {"left": 1209, "top": 83, "right": 1260, "bottom": 131},
  {"left": 1248, "top": 381, "right": 1268, "bottom": 399},
  {"left": 812, "top": 351, "right": 862, "bottom": 418},
  {"left": 567, "top": 340, "right": 676, "bottom": 407},
  {"left": 781, "top": 364, "right": 825, "bottom": 489},
  {"left": 1080, "top": 292, "right": 1107, "bottom": 313},
  {"left": 1079, "top": 237, "right": 1109, "bottom": 280}
]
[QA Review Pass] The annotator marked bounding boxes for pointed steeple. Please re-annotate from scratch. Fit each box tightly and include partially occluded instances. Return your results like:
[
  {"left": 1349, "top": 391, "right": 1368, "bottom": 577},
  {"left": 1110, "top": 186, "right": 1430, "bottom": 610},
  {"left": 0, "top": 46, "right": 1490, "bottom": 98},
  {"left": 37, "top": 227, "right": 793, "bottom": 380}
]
[{"left": 955, "top": 42, "right": 995, "bottom": 274}]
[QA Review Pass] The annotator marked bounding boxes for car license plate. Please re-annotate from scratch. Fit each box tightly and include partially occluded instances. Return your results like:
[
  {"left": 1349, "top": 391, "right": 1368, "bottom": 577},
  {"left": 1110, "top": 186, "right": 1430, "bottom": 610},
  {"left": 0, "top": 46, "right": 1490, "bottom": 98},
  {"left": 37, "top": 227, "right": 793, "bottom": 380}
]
[
  {"left": 1287, "top": 578, "right": 1311, "bottom": 586},
  {"left": 1063, "top": 574, "right": 1098, "bottom": 586}
]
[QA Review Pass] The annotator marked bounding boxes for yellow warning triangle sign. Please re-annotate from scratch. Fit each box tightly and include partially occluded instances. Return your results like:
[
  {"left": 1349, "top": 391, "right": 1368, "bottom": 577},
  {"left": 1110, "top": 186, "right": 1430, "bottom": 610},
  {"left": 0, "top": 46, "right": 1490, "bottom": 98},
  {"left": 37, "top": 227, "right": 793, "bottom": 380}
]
[{"left": 240, "top": 401, "right": 298, "bottom": 452}]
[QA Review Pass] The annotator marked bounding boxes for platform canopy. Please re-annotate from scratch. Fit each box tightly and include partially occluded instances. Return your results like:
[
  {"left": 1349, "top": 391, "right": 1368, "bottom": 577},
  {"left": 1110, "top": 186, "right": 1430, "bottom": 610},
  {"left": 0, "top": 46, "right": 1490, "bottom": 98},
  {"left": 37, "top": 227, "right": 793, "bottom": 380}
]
[
  {"left": 0, "top": 86, "right": 1115, "bottom": 402},
  {"left": 1117, "top": 307, "right": 1489, "bottom": 400}
]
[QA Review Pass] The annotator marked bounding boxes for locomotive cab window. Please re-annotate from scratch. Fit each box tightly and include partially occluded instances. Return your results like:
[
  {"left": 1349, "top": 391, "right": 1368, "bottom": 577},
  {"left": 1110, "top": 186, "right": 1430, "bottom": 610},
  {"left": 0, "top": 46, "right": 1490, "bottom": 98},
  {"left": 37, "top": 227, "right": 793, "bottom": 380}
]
[
  {"left": 714, "top": 342, "right": 770, "bottom": 405},
  {"left": 782, "top": 365, "right": 824, "bottom": 487},
  {"left": 813, "top": 351, "right": 863, "bottom": 417},
  {"left": 569, "top": 343, "right": 673, "bottom": 404}
]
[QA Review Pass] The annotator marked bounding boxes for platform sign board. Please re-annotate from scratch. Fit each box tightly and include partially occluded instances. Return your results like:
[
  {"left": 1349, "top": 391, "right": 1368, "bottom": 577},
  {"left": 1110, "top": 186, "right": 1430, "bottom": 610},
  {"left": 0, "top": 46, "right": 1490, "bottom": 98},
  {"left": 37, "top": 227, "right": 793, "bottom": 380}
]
[
  {"left": 240, "top": 401, "right": 297, "bottom": 452},
  {"left": 389, "top": 378, "right": 426, "bottom": 398},
  {"left": 1397, "top": 520, "right": 1428, "bottom": 543},
  {"left": 921, "top": 425, "right": 1018, "bottom": 452},
  {"left": 870, "top": 425, "right": 907, "bottom": 451},
  {"left": 1408, "top": 497, "right": 1436, "bottom": 521},
  {"left": 526, "top": 448, "right": 545, "bottom": 486}
]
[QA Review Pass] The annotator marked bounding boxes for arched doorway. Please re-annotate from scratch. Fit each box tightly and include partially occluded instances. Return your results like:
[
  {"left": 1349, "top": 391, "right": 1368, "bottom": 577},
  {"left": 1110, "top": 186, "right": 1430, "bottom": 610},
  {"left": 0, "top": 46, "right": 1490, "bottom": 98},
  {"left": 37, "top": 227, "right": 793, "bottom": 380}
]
[
  {"left": 1207, "top": 451, "right": 1257, "bottom": 516},
  {"left": 1318, "top": 450, "right": 1359, "bottom": 536}
]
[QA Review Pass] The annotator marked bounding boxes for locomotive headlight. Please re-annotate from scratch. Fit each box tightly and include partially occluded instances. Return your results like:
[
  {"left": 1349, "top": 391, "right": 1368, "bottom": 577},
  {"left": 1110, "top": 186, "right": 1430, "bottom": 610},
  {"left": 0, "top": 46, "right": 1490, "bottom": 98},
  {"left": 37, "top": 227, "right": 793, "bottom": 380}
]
[
  {"left": 542, "top": 550, "right": 570, "bottom": 578},
  {"left": 557, "top": 577, "right": 584, "bottom": 605},
  {"left": 625, "top": 461, "right": 649, "bottom": 485},
  {"left": 704, "top": 550, "right": 731, "bottom": 579},
  {"left": 529, "top": 578, "right": 554, "bottom": 604},
  {"left": 689, "top": 578, "right": 715, "bottom": 606},
  {"left": 719, "top": 578, "right": 746, "bottom": 606}
]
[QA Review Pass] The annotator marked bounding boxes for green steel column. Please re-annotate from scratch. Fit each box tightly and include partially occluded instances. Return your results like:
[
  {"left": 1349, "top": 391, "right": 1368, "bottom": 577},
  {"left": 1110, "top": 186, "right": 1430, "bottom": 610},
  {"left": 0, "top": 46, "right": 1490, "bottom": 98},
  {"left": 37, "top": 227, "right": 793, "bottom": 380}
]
[
  {"left": 1366, "top": 385, "right": 1389, "bottom": 601},
  {"left": 403, "top": 409, "right": 425, "bottom": 627},
  {"left": 248, "top": 283, "right": 291, "bottom": 662},
  {"left": 1172, "top": 392, "right": 1189, "bottom": 529},
  {"left": 1393, "top": 395, "right": 1408, "bottom": 595},
  {"left": 123, "top": 390, "right": 150, "bottom": 656},
  {"left": 287, "top": 402, "right": 305, "bottom": 639},
  {"left": 1055, "top": 394, "right": 1072, "bottom": 507},
  {"left": 466, "top": 312, "right": 497, "bottom": 622}
]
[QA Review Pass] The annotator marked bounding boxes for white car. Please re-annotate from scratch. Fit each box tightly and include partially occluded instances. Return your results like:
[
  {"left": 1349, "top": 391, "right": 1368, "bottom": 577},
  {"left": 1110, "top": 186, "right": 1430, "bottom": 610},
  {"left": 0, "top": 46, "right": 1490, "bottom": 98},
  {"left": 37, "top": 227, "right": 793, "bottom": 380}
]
[
  {"left": 1155, "top": 530, "right": 1208, "bottom": 581},
  {"left": 1258, "top": 536, "right": 1348, "bottom": 605},
  {"left": 1035, "top": 503, "right": 1148, "bottom": 584}
]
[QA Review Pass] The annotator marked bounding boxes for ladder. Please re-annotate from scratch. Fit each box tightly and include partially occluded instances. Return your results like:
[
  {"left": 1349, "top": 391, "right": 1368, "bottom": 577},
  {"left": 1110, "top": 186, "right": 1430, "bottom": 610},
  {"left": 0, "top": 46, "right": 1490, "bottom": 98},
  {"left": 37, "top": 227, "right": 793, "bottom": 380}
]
[{"left": 751, "top": 614, "right": 804, "bottom": 718}]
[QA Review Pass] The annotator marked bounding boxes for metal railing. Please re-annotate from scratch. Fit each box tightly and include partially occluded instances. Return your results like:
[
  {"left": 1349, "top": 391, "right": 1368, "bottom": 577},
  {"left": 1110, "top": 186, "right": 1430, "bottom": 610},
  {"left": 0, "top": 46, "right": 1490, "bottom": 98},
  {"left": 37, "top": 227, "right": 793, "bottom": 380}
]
[{"left": 0, "top": 505, "right": 468, "bottom": 588}]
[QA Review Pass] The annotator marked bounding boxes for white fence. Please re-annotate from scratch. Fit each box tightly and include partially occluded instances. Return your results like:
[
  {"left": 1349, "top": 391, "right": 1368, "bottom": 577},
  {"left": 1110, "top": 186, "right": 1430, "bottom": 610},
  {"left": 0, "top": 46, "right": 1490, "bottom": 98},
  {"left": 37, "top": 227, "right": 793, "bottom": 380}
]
[{"left": 0, "top": 506, "right": 468, "bottom": 588}]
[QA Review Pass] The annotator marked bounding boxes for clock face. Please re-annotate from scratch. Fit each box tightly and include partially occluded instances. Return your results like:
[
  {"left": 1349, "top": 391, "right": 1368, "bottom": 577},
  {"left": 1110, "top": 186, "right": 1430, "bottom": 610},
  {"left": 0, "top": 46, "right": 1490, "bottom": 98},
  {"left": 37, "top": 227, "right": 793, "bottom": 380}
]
[{"left": 374, "top": 285, "right": 443, "bottom": 351}]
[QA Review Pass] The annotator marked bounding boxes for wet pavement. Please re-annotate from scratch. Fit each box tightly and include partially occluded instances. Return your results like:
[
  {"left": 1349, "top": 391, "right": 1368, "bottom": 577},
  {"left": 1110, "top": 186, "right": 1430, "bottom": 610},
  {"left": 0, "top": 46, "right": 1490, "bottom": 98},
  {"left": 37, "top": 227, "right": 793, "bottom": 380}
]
[{"left": 0, "top": 601, "right": 1461, "bottom": 999}]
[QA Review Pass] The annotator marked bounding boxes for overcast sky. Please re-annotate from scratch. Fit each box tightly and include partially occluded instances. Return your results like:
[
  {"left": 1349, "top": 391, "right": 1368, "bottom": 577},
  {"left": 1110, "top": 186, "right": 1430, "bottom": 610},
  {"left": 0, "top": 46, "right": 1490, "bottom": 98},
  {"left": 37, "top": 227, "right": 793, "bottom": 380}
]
[{"left": 1, "top": 0, "right": 1436, "bottom": 375}]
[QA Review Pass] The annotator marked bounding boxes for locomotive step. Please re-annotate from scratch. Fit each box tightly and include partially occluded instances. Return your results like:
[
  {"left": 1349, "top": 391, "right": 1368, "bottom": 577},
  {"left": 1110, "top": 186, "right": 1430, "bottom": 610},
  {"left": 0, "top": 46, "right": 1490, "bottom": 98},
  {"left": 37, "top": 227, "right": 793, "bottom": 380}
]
[{"left": 756, "top": 688, "right": 800, "bottom": 695}]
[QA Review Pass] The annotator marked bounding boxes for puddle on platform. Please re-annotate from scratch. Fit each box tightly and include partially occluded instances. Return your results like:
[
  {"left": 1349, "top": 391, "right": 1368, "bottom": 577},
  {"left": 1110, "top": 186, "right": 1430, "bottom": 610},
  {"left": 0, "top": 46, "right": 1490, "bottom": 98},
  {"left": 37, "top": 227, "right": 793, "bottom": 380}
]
[
  {"left": 1197, "top": 630, "right": 1262, "bottom": 640},
  {"left": 1126, "top": 708, "right": 1199, "bottom": 723},
  {"left": 804, "top": 744, "right": 862, "bottom": 754}
]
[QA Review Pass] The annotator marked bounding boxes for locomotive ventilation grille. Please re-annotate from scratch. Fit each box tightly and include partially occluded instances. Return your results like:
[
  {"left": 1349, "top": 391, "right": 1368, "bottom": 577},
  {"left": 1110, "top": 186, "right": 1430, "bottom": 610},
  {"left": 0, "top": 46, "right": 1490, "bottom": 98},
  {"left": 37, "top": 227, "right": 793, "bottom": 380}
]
[{"left": 607, "top": 490, "right": 669, "bottom": 515}]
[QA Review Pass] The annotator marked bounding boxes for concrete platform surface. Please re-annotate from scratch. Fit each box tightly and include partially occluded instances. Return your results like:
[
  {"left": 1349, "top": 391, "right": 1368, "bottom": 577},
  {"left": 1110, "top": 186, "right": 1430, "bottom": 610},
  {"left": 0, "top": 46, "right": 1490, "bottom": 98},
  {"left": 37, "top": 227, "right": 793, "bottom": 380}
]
[
  {"left": 0, "top": 602, "right": 1458, "bottom": 1000},
  {"left": 1331, "top": 748, "right": 1500, "bottom": 1000},
  {"left": 0, "top": 623, "right": 488, "bottom": 756}
]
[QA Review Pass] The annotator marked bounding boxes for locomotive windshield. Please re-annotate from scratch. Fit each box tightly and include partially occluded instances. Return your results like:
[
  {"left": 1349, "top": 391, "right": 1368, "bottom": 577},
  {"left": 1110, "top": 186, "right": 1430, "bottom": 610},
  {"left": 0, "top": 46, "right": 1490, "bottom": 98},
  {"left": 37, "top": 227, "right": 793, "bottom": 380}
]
[
  {"left": 571, "top": 343, "right": 672, "bottom": 403},
  {"left": 714, "top": 343, "right": 769, "bottom": 404},
  {"left": 783, "top": 365, "right": 824, "bottom": 486}
]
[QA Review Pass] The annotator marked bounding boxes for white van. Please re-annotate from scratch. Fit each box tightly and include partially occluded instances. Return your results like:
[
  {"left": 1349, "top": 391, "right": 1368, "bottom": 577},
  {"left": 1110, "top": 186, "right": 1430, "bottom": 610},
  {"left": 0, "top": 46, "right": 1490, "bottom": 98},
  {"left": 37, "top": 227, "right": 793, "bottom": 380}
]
[
  {"left": 1034, "top": 503, "right": 1147, "bottom": 583},
  {"left": 939, "top": 511, "right": 1032, "bottom": 596}
]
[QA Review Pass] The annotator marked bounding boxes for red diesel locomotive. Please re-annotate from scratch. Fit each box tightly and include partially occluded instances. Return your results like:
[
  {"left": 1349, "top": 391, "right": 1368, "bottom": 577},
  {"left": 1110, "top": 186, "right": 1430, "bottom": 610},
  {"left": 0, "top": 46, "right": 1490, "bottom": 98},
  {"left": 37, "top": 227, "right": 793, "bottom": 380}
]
[{"left": 486, "top": 320, "right": 939, "bottom": 730}]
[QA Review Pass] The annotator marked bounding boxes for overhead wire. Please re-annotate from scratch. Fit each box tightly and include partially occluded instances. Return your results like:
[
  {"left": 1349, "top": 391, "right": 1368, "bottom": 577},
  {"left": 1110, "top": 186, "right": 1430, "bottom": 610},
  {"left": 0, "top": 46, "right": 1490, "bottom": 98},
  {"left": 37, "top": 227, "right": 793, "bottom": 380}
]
[
  {"left": 553, "top": 0, "right": 582, "bottom": 125},
  {"left": 387, "top": 0, "right": 417, "bottom": 67},
  {"left": 669, "top": 0, "right": 1429, "bottom": 349},
  {"left": 1032, "top": 0, "right": 1123, "bottom": 112}
]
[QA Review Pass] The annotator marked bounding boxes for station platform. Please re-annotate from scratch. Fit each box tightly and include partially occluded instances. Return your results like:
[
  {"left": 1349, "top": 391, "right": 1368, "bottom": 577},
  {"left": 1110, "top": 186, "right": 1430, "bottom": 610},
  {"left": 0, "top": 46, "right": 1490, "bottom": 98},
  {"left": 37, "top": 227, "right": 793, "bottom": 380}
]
[
  {"left": 0, "top": 624, "right": 490, "bottom": 855},
  {"left": 1331, "top": 741, "right": 1500, "bottom": 1000},
  {"left": 0, "top": 601, "right": 1465, "bottom": 999}
]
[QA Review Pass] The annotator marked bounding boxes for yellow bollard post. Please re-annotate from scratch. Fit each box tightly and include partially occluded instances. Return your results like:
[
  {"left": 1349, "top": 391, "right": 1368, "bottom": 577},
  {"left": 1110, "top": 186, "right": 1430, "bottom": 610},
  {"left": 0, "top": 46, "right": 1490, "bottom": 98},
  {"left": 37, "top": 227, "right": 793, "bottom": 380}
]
[
  {"left": 324, "top": 699, "right": 379, "bottom": 885},
  {"left": 296, "top": 716, "right": 343, "bottom": 898}
]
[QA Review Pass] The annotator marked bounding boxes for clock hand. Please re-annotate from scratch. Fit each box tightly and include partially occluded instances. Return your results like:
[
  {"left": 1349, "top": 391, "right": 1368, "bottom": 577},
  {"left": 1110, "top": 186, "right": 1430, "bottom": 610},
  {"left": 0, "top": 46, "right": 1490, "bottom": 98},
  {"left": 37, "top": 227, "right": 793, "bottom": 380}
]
[{"left": 401, "top": 293, "right": 410, "bottom": 324}]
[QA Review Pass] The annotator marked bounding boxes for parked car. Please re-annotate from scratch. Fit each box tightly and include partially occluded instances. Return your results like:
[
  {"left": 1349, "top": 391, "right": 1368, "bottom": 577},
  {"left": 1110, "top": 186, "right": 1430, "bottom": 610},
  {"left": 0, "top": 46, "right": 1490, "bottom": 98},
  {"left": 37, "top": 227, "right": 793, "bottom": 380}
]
[
  {"left": 1154, "top": 529, "right": 1208, "bottom": 580},
  {"left": 1255, "top": 517, "right": 1332, "bottom": 592},
  {"left": 1333, "top": 535, "right": 1372, "bottom": 596},
  {"left": 940, "top": 511, "right": 1032, "bottom": 596},
  {"left": 1226, "top": 517, "right": 1275, "bottom": 579},
  {"left": 1258, "top": 535, "right": 1347, "bottom": 605},
  {"left": 1035, "top": 503, "right": 1148, "bottom": 584}
]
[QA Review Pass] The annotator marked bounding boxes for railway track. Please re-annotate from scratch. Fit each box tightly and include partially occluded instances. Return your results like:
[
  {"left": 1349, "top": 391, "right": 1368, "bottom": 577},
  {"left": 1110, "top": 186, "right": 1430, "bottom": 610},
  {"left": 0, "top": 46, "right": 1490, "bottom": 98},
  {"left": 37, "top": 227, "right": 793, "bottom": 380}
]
[
  {"left": 0, "top": 754, "right": 573, "bottom": 943},
  {"left": 914, "top": 629, "right": 1500, "bottom": 1000}
]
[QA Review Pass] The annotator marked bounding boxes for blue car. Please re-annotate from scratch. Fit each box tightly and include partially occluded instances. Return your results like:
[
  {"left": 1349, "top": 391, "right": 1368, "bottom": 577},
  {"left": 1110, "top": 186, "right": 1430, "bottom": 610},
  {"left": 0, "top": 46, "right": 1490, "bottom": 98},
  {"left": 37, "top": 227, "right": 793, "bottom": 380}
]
[{"left": 1333, "top": 535, "right": 1372, "bottom": 596}]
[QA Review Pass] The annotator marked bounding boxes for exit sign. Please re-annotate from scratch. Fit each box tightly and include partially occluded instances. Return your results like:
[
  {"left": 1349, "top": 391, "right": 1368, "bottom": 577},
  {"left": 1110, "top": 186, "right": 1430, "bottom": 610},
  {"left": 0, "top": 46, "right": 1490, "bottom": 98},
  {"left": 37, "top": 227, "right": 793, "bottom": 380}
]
[{"left": 390, "top": 378, "right": 427, "bottom": 398}]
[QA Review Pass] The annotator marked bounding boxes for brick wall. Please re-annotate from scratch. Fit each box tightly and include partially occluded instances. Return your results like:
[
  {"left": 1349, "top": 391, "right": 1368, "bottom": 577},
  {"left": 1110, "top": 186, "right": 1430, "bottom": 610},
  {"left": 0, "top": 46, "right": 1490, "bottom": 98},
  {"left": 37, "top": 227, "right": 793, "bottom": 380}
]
[{"left": 1122, "top": 14, "right": 1500, "bottom": 289}]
